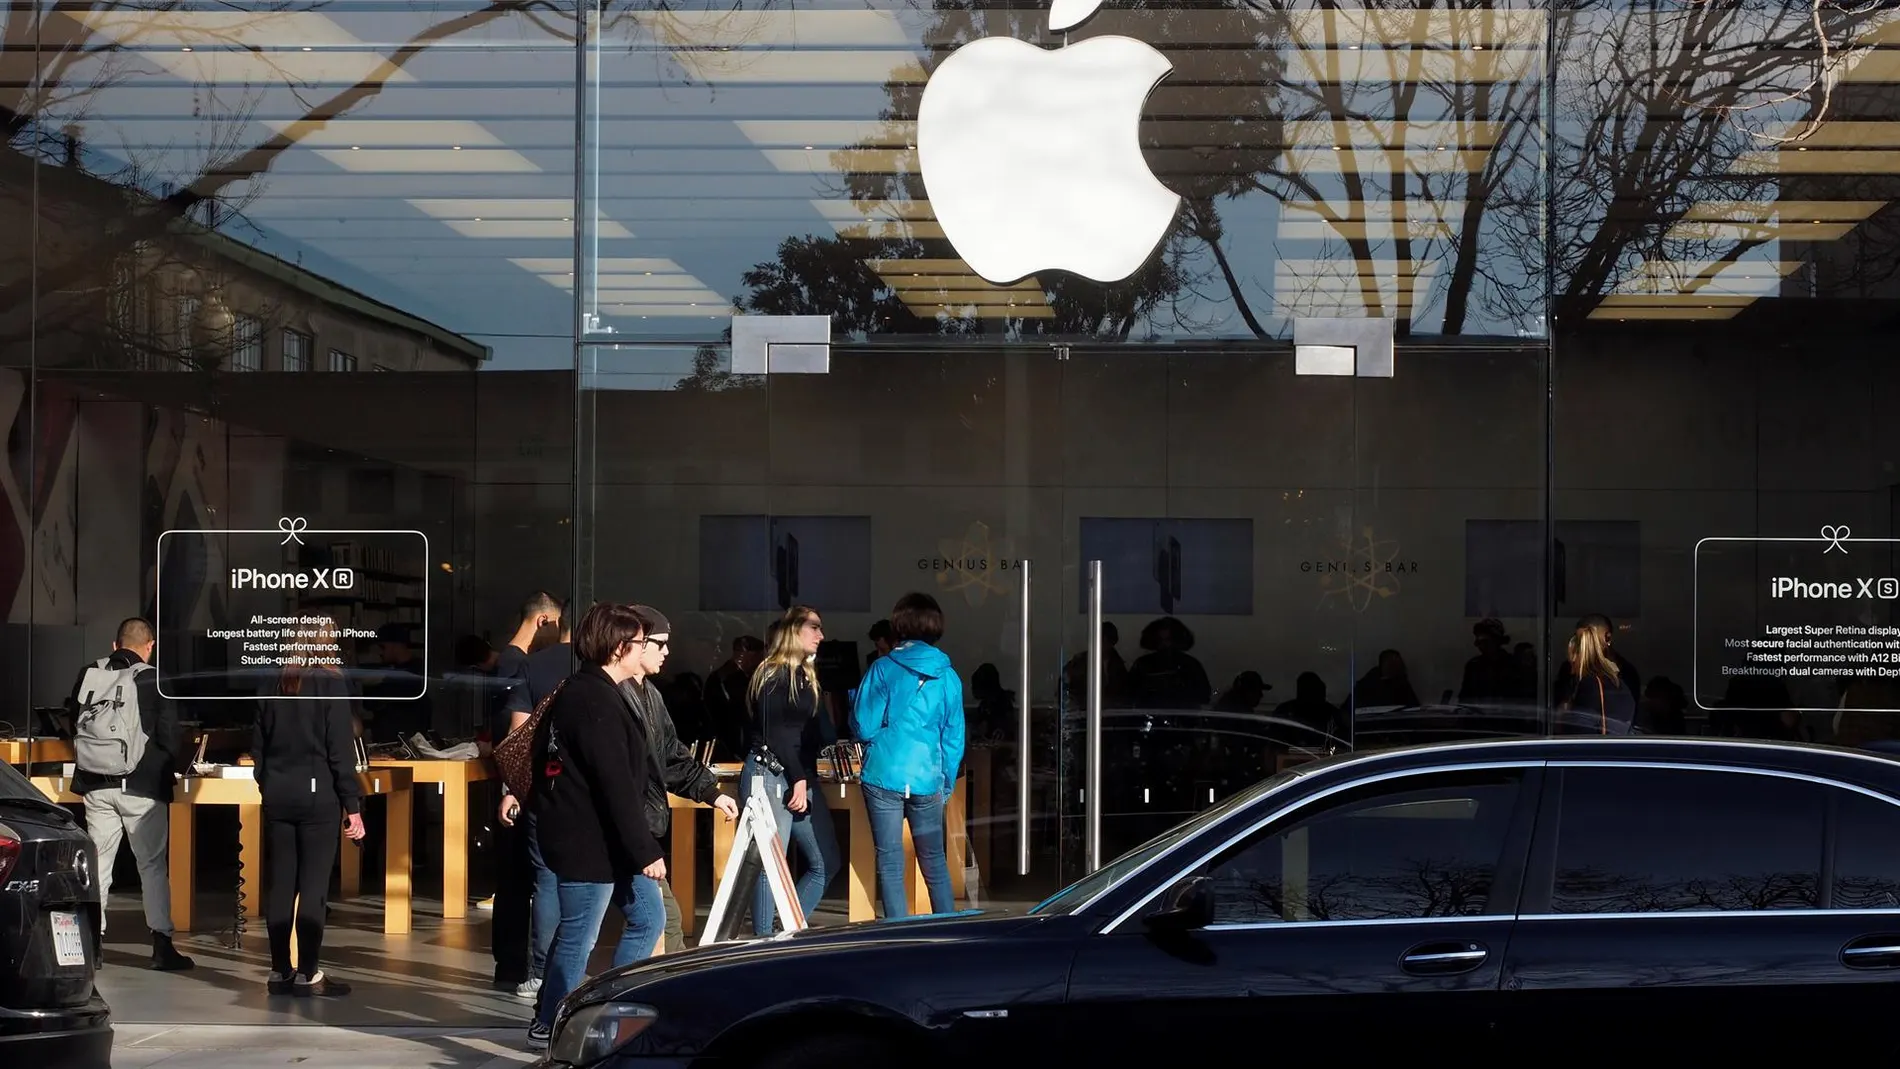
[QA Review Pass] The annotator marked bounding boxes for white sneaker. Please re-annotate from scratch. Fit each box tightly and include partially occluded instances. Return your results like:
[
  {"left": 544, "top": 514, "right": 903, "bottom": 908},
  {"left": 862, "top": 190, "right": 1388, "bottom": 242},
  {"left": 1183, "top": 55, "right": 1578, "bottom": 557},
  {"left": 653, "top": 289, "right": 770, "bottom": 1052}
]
[
  {"left": 526, "top": 1022, "right": 551, "bottom": 1051},
  {"left": 474, "top": 896, "right": 495, "bottom": 911},
  {"left": 513, "top": 977, "right": 542, "bottom": 1002}
]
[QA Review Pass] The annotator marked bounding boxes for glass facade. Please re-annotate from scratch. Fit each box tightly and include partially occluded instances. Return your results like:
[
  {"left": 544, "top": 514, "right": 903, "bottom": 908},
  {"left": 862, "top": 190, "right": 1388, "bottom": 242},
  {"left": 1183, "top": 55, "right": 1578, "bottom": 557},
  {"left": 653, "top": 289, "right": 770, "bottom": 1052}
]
[{"left": 5, "top": 0, "right": 1900, "bottom": 906}]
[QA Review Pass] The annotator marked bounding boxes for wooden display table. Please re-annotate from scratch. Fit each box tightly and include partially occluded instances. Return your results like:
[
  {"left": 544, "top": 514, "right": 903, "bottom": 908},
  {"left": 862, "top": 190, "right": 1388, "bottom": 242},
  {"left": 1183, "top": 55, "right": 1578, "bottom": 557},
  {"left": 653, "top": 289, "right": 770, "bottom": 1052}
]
[
  {"left": 367, "top": 757, "right": 493, "bottom": 919},
  {"left": 169, "top": 769, "right": 414, "bottom": 936},
  {"left": 3, "top": 738, "right": 75, "bottom": 766},
  {"left": 690, "top": 777, "right": 972, "bottom": 930},
  {"left": 29, "top": 775, "right": 81, "bottom": 804}
]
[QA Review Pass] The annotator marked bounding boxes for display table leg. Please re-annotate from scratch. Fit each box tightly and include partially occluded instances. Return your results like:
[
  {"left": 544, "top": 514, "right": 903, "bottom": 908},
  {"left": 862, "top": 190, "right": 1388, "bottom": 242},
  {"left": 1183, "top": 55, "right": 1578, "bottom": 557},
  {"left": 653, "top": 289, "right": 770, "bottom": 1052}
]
[
  {"left": 169, "top": 803, "right": 195, "bottom": 933},
  {"left": 385, "top": 786, "right": 413, "bottom": 935},
  {"left": 670, "top": 807, "right": 697, "bottom": 937},
  {"left": 948, "top": 782, "right": 968, "bottom": 902},
  {"left": 847, "top": 796, "right": 875, "bottom": 922},
  {"left": 339, "top": 819, "right": 361, "bottom": 900},
  {"left": 442, "top": 777, "right": 468, "bottom": 920},
  {"left": 237, "top": 804, "right": 262, "bottom": 944}
]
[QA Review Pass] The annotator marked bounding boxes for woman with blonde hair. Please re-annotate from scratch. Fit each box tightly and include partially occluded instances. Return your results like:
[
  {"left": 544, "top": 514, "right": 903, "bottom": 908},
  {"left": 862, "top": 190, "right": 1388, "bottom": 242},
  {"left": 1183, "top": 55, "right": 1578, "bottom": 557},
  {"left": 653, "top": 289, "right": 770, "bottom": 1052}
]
[
  {"left": 741, "top": 605, "right": 840, "bottom": 936},
  {"left": 1559, "top": 615, "right": 1637, "bottom": 735},
  {"left": 253, "top": 614, "right": 366, "bottom": 996}
]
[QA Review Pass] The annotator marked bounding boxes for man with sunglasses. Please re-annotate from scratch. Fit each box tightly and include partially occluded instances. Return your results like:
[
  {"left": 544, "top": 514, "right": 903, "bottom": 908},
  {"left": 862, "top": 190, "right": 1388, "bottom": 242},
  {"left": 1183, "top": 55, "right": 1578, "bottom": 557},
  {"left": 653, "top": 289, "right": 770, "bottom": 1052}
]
[{"left": 623, "top": 606, "right": 738, "bottom": 952}]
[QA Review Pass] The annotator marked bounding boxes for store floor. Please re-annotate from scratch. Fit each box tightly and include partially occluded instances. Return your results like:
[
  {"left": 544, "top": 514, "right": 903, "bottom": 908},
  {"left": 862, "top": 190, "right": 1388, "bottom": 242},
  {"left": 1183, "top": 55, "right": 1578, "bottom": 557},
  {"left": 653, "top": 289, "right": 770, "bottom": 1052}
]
[{"left": 99, "top": 889, "right": 1042, "bottom": 1031}]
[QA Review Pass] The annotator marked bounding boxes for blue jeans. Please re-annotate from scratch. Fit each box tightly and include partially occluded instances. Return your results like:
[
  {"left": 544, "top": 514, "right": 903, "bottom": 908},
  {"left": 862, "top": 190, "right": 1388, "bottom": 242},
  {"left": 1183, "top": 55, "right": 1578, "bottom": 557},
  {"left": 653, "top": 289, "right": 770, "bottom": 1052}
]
[
  {"left": 526, "top": 814, "right": 559, "bottom": 979},
  {"left": 535, "top": 873, "right": 665, "bottom": 1029},
  {"left": 861, "top": 782, "right": 954, "bottom": 920},
  {"left": 740, "top": 755, "right": 840, "bottom": 937}
]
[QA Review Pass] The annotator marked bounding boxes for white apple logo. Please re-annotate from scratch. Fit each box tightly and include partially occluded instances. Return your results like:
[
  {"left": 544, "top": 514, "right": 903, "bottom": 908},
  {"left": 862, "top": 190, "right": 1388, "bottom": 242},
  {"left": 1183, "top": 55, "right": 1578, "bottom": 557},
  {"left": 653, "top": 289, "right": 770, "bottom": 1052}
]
[{"left": 916, "top": 0, "right": 1180, "bottom": 285}]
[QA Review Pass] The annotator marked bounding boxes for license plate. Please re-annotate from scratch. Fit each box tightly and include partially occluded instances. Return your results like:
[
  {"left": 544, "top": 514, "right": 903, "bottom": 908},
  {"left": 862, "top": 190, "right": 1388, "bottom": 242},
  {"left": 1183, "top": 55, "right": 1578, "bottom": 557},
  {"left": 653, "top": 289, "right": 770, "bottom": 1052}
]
[{"left": 50, "top": 911, "right": 86, "bottom": 967}]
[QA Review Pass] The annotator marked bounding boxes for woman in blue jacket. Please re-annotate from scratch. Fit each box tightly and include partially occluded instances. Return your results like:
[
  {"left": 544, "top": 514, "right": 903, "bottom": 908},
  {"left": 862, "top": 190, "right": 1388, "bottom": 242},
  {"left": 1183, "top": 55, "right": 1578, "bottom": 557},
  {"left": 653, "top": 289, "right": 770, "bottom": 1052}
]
[{"left": 851, "top": 592, "right": 964, "bottom": 918}]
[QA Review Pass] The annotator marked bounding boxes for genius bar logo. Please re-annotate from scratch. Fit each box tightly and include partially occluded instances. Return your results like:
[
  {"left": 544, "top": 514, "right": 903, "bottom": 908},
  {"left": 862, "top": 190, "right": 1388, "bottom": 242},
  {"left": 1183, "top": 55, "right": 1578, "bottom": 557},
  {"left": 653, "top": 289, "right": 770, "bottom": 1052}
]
[
  {"left": 229, "top": 567, "right": 355, "bottom": 591},
  {"left": 1770, "top": 577, "right": 1900, "bottom": 600}
]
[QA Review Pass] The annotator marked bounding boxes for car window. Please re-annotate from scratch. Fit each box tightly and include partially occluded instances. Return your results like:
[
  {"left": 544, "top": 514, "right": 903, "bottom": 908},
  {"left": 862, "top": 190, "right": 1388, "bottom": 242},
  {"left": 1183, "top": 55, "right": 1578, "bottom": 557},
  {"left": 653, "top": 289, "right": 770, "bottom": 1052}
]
[
  {"left": 1193, "top": 770, "right": 1525, "bottom": 925},
  {"left": 1545, "top": 768, "right": 1824, "bottom": 915},
  {"left": 1829, "top": 790, "right": 1900, "bottom": 910},
  {"left": 1029, "top": 767, "right": 1305, "bottom": 916}
]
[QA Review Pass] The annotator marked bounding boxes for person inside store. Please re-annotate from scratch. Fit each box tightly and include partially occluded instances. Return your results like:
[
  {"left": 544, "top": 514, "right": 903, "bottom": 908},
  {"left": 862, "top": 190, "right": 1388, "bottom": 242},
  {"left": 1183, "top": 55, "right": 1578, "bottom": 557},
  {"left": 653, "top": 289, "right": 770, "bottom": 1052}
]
[
  {"left": 67, "top": 616, "right": 194, "bottom": 971},
  {"left": 1556, "top": 615, "right": 1637, "bottom": 735},
  {"left": 623, "top": 605, "right": 738, "bottom": 953},
  {"left": 866, "top": 618, "right": 894, "bottom": 668},
  {"left": 526, "top": 602, "right": 668, "bottom": 1051},
  {"left": 1552, "top": 613, "right": 1640, "bottom": 709},
  {"left": 253, "top": 613, "right": 366, "bottom": 997},
  {"left": 701, "top": 634, "right": 764, "bottom": 762},
  {"left": 742, "top": 604, "right": 841, "bottom": 936},
  {"left": 364, "top": 623, "right": 429, "bottom": 744},
  {"left": 1128, "top": 616, "right": 1214, "bottom": 710},
  {"left": 490, "top": 592, "right": 565, "bottom": 997},
  {"left": 851, "top": 592, "right": 964, "bottom": 919}
]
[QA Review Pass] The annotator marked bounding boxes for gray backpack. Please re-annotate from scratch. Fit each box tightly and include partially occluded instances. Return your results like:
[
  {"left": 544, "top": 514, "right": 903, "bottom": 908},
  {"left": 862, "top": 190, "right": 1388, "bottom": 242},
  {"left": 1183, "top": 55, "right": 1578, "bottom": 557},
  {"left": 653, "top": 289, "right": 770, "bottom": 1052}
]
[{"left": 74, "top": 658, "right": 152, "bottom": 778}]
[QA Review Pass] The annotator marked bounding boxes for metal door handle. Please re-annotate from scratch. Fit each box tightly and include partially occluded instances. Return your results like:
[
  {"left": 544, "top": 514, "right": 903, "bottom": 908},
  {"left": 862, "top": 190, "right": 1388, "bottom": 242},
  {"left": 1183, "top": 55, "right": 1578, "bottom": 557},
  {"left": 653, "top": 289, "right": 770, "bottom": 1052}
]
[
  {"left": 1842, "top": 938, "right": 1900, "bottom": 968},
  {"left": 1399, "top": 942, "right": 1488, "bottom": 974}
]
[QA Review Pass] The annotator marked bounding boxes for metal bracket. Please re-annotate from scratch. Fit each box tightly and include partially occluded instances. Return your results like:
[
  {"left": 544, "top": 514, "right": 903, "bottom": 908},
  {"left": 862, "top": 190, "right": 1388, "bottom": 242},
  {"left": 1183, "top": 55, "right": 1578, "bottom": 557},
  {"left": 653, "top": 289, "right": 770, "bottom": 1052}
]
[
  {"left": 1293, "top": 317, "right": 1395, "bottom": 378},
  {"left": 731, "top": 314, "right": 831, "bottom": 374}
]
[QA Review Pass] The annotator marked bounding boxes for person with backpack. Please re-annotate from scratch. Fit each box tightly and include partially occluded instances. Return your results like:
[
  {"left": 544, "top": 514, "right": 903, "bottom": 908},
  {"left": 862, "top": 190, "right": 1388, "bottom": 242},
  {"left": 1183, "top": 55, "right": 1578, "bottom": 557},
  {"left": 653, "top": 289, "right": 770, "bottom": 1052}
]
[
  {"left": 851, "top": 592, "right": 965, "bottom": 920},
  {"left": 68, "top": 616, "right": 193, "bottom": 971}
]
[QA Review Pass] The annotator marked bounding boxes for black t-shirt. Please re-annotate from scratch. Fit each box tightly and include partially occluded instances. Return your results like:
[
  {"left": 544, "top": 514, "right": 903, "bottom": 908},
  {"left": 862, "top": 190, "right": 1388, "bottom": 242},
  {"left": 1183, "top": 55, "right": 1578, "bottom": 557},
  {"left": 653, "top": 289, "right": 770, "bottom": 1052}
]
[
  {"left": 497, "top": 644, "right": 532, "bottom": 722},
  {"left": 525, "top": 643, "right": 575, "bottom": 709}
]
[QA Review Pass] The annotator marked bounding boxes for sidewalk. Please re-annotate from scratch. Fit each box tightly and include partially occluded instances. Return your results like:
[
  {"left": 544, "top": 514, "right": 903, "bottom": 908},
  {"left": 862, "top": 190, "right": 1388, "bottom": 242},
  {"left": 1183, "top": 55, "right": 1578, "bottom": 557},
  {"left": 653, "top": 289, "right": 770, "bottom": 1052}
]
[{"left": 112, "top": 1024, "right": 535, "bottom": 1068}]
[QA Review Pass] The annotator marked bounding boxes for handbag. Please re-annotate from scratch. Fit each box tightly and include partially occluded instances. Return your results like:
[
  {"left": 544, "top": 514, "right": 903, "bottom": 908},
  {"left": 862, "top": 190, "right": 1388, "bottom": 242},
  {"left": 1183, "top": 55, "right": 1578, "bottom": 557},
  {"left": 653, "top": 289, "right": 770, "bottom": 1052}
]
[{"left": 492, "top": 678, "right": 567, "bottom": 800}]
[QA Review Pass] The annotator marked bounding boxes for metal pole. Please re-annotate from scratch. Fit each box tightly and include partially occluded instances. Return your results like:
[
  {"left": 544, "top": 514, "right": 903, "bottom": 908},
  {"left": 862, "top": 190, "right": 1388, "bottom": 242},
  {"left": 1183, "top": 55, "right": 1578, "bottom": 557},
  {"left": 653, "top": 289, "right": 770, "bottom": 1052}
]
[
  {"left": 1017, "top": 559, "right": 1032, "bottom": 877},
  {"left": 1086, "top": 559, "right": 1104, "bottom": 873}
]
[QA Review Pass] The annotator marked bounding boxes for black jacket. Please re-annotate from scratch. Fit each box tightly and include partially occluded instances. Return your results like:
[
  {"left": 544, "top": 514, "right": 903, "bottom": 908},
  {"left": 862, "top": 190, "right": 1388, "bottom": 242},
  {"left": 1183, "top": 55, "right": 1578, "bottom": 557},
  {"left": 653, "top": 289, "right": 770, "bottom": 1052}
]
[
  {"left": 621, "top": 678, "right": 721, "bottom": 839},
  {"left": 252, "top": 670, "right": 364, "bottom": 816},
  {"left": 747, "top": 669, "right": 824, "bottom": 786},
  {"left": 531, "top": 665, "right": 664, "bottom": 883},
  {"left": 67, "top": 649, "right": 176, "bottom": 801}
]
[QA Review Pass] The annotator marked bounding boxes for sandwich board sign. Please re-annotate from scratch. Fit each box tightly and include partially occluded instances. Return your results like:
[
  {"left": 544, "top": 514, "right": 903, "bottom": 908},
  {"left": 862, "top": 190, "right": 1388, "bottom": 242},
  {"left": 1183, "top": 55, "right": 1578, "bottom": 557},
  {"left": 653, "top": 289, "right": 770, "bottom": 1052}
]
[{"left": 700, "top": 776, "right": 806, "bottom": 945}]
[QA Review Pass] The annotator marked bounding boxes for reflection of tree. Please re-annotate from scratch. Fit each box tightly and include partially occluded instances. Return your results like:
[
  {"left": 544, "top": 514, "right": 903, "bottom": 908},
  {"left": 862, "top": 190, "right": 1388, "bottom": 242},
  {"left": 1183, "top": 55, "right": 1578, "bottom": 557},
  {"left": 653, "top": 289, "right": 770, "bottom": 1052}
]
[
  {"left": 1217, "top": 859, "right": 1497, "bottom": 922},
  {"left": 721, "top": 1, "right": 1546, "bottom": 340},
  {"left": 1553, "top": 867, "right": 1819, "bottom": 913},
  {"left": 1536, "top": 2, "right": 1900, "bottom": 320}
]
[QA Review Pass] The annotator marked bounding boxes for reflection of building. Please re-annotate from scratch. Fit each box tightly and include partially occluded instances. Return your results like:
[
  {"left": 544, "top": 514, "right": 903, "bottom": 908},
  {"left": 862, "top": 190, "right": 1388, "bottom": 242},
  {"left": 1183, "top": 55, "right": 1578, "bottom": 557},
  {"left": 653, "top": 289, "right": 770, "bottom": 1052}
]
[{"left": 10, "top": 137, "right": 488, "bottom": 374}]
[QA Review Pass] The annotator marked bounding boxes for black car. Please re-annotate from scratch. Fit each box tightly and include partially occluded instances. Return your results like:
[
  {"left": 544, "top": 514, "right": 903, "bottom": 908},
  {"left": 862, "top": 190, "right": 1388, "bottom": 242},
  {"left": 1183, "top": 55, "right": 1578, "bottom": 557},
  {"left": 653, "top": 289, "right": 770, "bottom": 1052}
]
[
  {"left": 0, "top": 761, "right": 110, "bottom": 1067},
  {"left": 535, "top": 736, "right": 1900, "bottom": 1065}
]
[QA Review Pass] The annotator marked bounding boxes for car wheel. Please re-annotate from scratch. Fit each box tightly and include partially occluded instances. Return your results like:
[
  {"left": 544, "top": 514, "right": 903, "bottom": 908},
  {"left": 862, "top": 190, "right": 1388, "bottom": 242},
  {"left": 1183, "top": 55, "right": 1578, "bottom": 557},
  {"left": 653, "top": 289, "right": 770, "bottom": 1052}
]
[{"left": 753, "top": 1032, "right": 895, "bottom": 1069}]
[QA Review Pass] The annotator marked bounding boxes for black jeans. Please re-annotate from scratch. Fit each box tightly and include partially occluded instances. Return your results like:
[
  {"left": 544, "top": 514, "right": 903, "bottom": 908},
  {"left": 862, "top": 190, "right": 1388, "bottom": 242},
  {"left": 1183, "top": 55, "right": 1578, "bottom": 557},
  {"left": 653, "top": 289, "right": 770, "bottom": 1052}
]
[
  {"left": 491, "top": 815, "right": 536, "bottom": 983},
  {"left": 265, "top": 811, "right": 341, "bottom": 978}
]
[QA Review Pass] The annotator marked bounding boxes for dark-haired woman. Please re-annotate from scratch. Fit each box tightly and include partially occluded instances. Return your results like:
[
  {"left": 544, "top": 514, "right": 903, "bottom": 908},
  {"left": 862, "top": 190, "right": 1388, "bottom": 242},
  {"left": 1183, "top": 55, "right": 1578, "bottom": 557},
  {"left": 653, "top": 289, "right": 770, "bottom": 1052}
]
[
  {"left": 526, "top": 603, "right": 667, "bottom": 1051},
  {"left": 253, "top": 614, "right": 365, "bottom": 997},
  {"left": 851, "top": 592, "right": 964, "bottom": 919}
]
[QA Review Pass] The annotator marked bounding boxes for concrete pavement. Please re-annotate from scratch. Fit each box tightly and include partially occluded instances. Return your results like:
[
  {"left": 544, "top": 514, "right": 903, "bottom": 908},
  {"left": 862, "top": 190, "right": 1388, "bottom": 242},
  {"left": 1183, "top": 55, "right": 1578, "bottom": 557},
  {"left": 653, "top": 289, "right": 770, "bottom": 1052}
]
[{"left": 112, "top": 1024, "right": 536, "bottom": 1068}]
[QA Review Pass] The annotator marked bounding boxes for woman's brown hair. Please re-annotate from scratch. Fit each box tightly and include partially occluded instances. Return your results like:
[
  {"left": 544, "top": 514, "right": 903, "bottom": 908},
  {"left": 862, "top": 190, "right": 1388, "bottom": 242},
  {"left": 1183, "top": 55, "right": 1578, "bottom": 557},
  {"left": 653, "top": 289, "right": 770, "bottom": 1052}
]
[{"left": 572, "top": 602, "right": 646, "bottom": 666}]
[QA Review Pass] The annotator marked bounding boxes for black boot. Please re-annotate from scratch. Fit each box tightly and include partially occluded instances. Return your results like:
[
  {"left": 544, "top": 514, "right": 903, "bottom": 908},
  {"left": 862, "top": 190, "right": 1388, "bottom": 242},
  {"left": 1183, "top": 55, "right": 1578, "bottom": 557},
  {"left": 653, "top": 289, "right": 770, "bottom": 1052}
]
[{"left": 151, "top": 933, "right": 195, "bottom": 972}]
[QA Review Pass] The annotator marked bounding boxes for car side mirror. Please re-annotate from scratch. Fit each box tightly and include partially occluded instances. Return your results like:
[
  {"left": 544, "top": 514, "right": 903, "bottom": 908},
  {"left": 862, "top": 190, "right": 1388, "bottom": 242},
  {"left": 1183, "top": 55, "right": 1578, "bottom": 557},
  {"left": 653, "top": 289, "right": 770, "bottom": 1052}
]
[{"left": 1144, "top": 876, "right": 1215, "bottom": 935}]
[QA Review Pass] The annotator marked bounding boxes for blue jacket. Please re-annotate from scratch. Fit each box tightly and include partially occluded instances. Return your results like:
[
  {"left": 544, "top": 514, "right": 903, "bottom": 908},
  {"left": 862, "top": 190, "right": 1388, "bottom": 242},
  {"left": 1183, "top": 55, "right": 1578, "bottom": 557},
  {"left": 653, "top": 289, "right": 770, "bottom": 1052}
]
[{"left": 851, "top": 641, "right": 965, "bottom": 798}]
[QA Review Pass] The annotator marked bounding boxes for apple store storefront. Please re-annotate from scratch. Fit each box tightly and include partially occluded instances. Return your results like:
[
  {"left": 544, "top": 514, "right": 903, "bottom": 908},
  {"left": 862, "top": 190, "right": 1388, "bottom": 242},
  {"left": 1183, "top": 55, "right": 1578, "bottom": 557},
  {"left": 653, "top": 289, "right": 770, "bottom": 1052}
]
[{"left": 8, "top": 0, "right": 1900, "bottom": 902}]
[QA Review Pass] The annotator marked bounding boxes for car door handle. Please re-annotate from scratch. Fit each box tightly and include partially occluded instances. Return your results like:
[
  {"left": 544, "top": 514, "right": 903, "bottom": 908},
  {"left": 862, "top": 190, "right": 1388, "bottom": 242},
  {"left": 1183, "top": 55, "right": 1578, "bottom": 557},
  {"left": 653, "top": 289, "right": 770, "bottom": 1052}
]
[
  {"left": 1399, "top": 941, "right": 1488, "bottom": 975},
  {"left": 1841, "top": 936, "right": 1900, "bottom": 969}
]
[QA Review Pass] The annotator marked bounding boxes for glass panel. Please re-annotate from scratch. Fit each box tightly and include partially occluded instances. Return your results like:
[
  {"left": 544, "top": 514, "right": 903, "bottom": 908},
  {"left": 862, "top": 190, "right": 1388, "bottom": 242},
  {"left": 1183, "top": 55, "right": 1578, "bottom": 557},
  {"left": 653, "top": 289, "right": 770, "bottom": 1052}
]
[
  {"left": 1551, "top": 3, "right": 1900, "bottom": 735},
  {"left": 579, "top": 2, "right": 1548, "bottom": 343}
]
